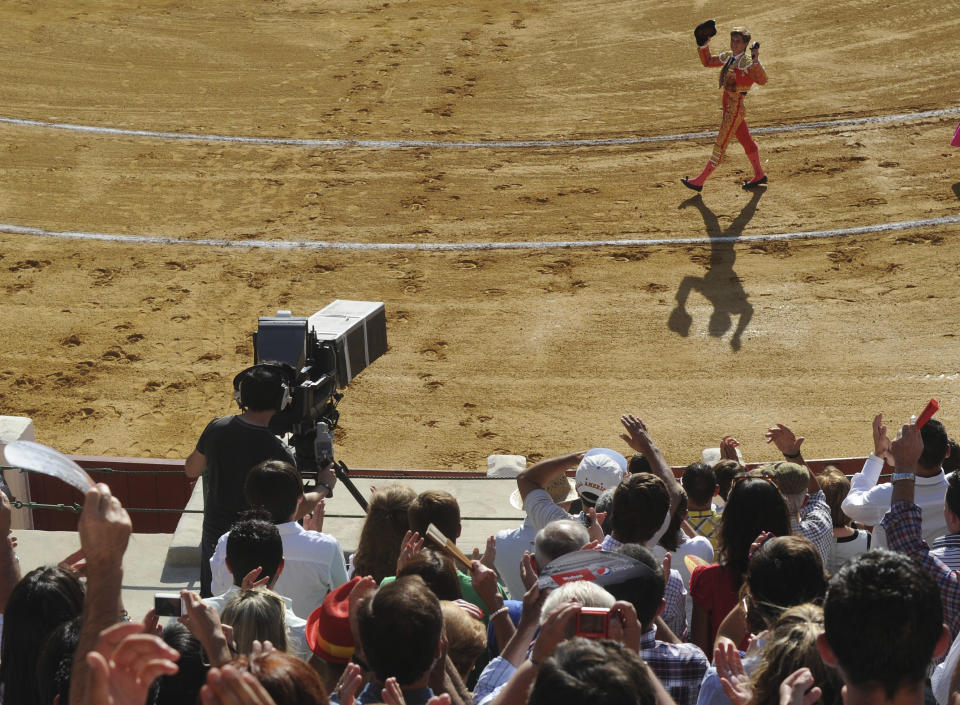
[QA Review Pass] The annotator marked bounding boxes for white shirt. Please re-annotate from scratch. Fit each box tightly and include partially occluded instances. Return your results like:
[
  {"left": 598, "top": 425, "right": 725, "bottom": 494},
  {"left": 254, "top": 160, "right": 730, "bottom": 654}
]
[
  {"left": 523, "top": 488, "right": 571, "bottom": 530},
  {"left": 841, "top": 454, "right": 949, "bottom": 547},
  {"left": 210, "top": 521, "right": 349, "bottom": 618},
  {"left": 494, "top": 518, "right": 537, "bottom": 600},
  {"left": 204, "top": 585, "right": 311, "bottom": 661},
  {"left": 828, "top": 528, "right": 870, "bottom": 573}
]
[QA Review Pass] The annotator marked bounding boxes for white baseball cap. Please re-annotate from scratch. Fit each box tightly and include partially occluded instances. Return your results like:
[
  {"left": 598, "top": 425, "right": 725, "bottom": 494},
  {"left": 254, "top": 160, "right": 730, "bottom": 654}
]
[{"left": 575, "top": 448, "right": 628, "bottom": 504}]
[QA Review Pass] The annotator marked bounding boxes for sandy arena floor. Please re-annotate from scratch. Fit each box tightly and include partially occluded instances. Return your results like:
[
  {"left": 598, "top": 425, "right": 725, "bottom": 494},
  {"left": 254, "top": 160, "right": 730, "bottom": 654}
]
[{"left": 1, "top": 0, "right": 959, "bottom": 470}]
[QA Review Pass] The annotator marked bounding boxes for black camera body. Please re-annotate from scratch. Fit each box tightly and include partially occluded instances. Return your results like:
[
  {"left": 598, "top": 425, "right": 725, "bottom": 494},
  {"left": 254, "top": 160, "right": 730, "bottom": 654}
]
[{"left": 250, "top": 302, "right": 387, "bottom": 478}]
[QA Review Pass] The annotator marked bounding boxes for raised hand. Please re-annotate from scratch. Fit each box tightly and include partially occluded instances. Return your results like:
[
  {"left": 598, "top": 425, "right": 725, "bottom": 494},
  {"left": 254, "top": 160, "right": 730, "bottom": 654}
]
[
  {"left": 779, "top": 667, "right": 822, "bottom": 705},
  {"left": 86, "top": 622, "right": 179, "bottom": 705},
  {"left": 478, "top": 535, "right": 497, "bottom": 570},
  {"left": 530, "top": 601, "right": 580, "bottom": 664},
  {"left": 607, "top": 600, "right": 642, "bottom": 652},
  {"left": 397, "top": 530, "right": 425, "bottom": 573},
  {"left": 303, "top": 499, "right": 325, "bottom": 533},
  {"left": 873, "top": 413, "right": 893, "bottom": 464},
  {"left": 469, "top": 560, "right": 502, "bottom": 612},
  {"left": 715, "top": 637, "right": 753, "bottom": 705},
  {"left": 620, "top": 414, "right": 654, "bottom": 454},
  {"left": 58, "top": 547, "right": 88, "bottom": 578},
  {"left": 720, "top": 435, "right": 741, "bottom": 462},
  {"left": 79, "top": 483, "right": 132, "bottom": 572},
  {"left": 765, "top": 424, "right": 804, "bottom": 458},
  {"left": 334, "top": 662, "right": 364, "bottom": 705},
  {"left": 179, "top": 590, "right": 231, "bottom": 667},
  {"left": 201, "top": 665, "right": 278, "bottom": 705},
  {"left": 890, "top": 422, "right": 923, "bottom": 472},
  {"left": 520, "top": 551, "right": 538, "bottom": 590},
  {"left": 240, "top": 566, "right": 270, "bottom": 591}
]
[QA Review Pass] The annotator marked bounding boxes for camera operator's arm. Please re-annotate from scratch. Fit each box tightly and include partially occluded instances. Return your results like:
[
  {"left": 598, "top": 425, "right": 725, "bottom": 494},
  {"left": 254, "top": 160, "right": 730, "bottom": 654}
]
[{"left": 184, "top": 448, "right": 206, "bottom": 479}]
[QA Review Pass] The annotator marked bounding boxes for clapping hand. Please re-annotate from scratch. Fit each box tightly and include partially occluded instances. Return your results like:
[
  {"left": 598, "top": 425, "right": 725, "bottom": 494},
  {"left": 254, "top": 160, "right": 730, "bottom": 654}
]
[{"left": 765, "top": 424, "right": 804, "bottom": 458}]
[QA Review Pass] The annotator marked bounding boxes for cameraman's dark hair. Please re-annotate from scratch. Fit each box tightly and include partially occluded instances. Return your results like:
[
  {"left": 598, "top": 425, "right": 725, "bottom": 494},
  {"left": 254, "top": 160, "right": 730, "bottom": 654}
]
[
  {"left": 824, "top": 549, "right": 943, "bottom": 697},
  {"left": 818, "top": 466, "right": 853, "bottom": 529},
  {"left": 610, "top": 473, "right": 670, "bottom": 544},
  {"left": 156, "top": 622, "right": 208, "bottom": 705},
  {"left": 245, "top": 459, "right": 303, "bottom": 524},
  {"left": 682, "top": 462, "right": 718, "bottom": 506},
  {"left": 718, "top": 477, "right": 791, "bottom": 581},
  {"left": 226, "top": 517, "right": 284, "bottom": 587},
  {"left": 37, "top": 615, "right": 82, "bottom": 705},
  {"left": 358, "top": 576, "right": 443, "bottom": 685},
  {"left": 919, "top": 419, "right": 949, "bottom": 470},
  {"left": 237, "top": 364, "right": 287, "bottom": 412},
  {"left": 396, "top": 548, "right": 462, "bottom": 601},
  {"left": 627, "top": 453, "right": 652, "bottom": 475},
  {"left": 947, "top": 472, "right": 960, "bottom": 519},
  {"left": 714, "top": 460, "right": 743, "bottom": 501},
  {"left": 408, "top": 490, "right": 460, "bottom": 542},
  {"left": 746, "top": 535, "right": 827, "bottom": 626},
  {"left": 528, "top": 637, "right": 656, "bottom": 705},
  {"left": 0, "top": 566, "right": 84, "bottom": 705},
  {"left": 608, "top": 543, "right": 665, "bottom": 628},
  {"left": 659, "top": 490, "right": 688, "bottom": 553}
]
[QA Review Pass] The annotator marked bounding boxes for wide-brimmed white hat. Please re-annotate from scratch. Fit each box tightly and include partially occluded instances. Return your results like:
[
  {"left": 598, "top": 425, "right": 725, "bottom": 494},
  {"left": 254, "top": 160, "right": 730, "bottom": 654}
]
[{"left": 509, "top": 472, "right": 579, "bottom": 511}]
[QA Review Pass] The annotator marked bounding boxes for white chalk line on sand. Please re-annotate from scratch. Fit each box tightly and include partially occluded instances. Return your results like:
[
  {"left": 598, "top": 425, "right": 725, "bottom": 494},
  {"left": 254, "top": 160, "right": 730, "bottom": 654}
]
[
  {"left": 1, "top": 215, "right": 958, "bottom": 252},
  {"left": 1, "top": 106, "right": 958, "bottom": 150}
]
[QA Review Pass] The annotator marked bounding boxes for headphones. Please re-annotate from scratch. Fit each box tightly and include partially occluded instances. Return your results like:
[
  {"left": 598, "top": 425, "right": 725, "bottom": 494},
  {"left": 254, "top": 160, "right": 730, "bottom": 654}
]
[{"left": 232, "top": 362, "right": 294, "bottom": 412}]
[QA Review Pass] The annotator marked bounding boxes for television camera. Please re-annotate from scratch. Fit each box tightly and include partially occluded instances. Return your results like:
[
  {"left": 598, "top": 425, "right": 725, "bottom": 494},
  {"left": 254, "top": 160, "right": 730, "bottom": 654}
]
[{"left": 250, "top": 301, "right": 387, "bottom": 511}]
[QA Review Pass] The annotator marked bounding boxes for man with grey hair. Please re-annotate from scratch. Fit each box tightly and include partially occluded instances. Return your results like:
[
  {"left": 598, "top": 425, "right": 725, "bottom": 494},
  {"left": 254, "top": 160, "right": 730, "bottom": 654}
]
[
  {"left": 534, "top": 519, "right": 590, "bottom": 574},
  {"left": 496, "top": 474, "right": 579, "bottom": 599}
]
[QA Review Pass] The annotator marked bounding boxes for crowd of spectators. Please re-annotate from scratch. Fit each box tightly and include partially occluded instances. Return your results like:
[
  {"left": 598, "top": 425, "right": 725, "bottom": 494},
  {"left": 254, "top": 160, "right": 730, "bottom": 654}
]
[{"left": 5, "top": 409, "right": 960, "bottom": 705}]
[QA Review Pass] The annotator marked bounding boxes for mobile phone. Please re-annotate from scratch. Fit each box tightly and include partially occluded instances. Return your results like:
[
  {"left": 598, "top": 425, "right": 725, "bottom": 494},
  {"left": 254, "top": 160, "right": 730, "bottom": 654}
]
[
  {"left": 575, "top": 607, "right": 610, "bottom": 639},
  {"left": 154, "top": 592, "right": 185, "bottom": 617},
  {"left": 917, "top": 399, "right": 939, "bottom": 429}
]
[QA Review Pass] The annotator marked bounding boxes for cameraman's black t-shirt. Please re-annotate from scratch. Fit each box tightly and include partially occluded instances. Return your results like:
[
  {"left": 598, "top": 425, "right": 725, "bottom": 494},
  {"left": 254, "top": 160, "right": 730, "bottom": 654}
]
[{"left": 196, "top": 415, "right": 296, "bottom": 537}]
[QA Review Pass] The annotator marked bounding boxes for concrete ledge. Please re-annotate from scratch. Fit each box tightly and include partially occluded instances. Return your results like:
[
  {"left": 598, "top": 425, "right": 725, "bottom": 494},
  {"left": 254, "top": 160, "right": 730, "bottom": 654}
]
[
  {"left": 0, "top": 415, "right": 35, "bottom": 530},
  {"left": 162, "top": 475, "right": 527, "bottom": 573},
  {"left": 16, "top": 529, "right": 198, "bottom": 619},
  {"left": 165, "top": 480, "right": 204, "bottom": 567}
]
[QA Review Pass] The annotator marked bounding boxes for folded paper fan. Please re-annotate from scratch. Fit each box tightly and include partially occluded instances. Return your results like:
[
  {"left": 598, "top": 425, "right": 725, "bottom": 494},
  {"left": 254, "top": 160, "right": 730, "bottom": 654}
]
[
  {"left": 684, "top": 554, "right": 710, "bottom": 573},
  {"left": 3, "top": 440, "right": 95, "bottom": 493}
]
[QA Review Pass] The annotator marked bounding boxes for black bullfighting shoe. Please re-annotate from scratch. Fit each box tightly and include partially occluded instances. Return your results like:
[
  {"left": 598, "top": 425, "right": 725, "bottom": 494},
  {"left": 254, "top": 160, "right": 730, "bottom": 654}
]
[{"left": 742, "top": 175, "right": 768, "bottom": 189}]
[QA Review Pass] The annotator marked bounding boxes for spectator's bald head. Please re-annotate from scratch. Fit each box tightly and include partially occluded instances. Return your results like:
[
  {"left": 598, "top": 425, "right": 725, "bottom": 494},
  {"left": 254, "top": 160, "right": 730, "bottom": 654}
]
[{"left": 534, "top": 520, "right": 589, "bottom": 571}]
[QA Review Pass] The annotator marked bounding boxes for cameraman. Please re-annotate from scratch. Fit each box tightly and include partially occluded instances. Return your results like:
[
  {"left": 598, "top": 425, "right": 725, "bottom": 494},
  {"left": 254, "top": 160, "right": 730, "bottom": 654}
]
[{"left": 185, "top": 363, "right": 333, "bottom": 597}]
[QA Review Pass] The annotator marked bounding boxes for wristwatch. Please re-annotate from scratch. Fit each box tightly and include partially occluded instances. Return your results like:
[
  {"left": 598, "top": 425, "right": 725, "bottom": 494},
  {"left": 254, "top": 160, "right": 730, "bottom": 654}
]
[{"left": 891, "top": 472, "right": 915, "bottom": 483}]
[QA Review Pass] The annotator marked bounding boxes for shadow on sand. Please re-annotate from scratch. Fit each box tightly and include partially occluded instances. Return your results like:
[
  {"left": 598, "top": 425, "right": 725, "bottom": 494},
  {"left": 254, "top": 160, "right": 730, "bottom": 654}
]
[{"left": 668, "top": 190, "right": 764, "bottom": 351}]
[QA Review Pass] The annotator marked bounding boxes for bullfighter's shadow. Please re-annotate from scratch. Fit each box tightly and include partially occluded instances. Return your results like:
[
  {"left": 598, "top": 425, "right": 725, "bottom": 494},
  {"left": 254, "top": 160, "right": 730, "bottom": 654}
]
[{"left": 668, "top": 190, "right": 764, "bottom": 351}]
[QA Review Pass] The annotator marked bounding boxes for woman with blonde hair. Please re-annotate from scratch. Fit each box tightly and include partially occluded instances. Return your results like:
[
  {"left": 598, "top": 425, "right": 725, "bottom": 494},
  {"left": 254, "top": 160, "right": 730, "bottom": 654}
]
[
  {"left": 716, "top": 604, "right": 842, "bottom": 705},
  {"left": 221, "top": 588, "right": 289, "bottom": 655},
  {"left": 350, "top": 484, "right": 417, "bottom": 583}
]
